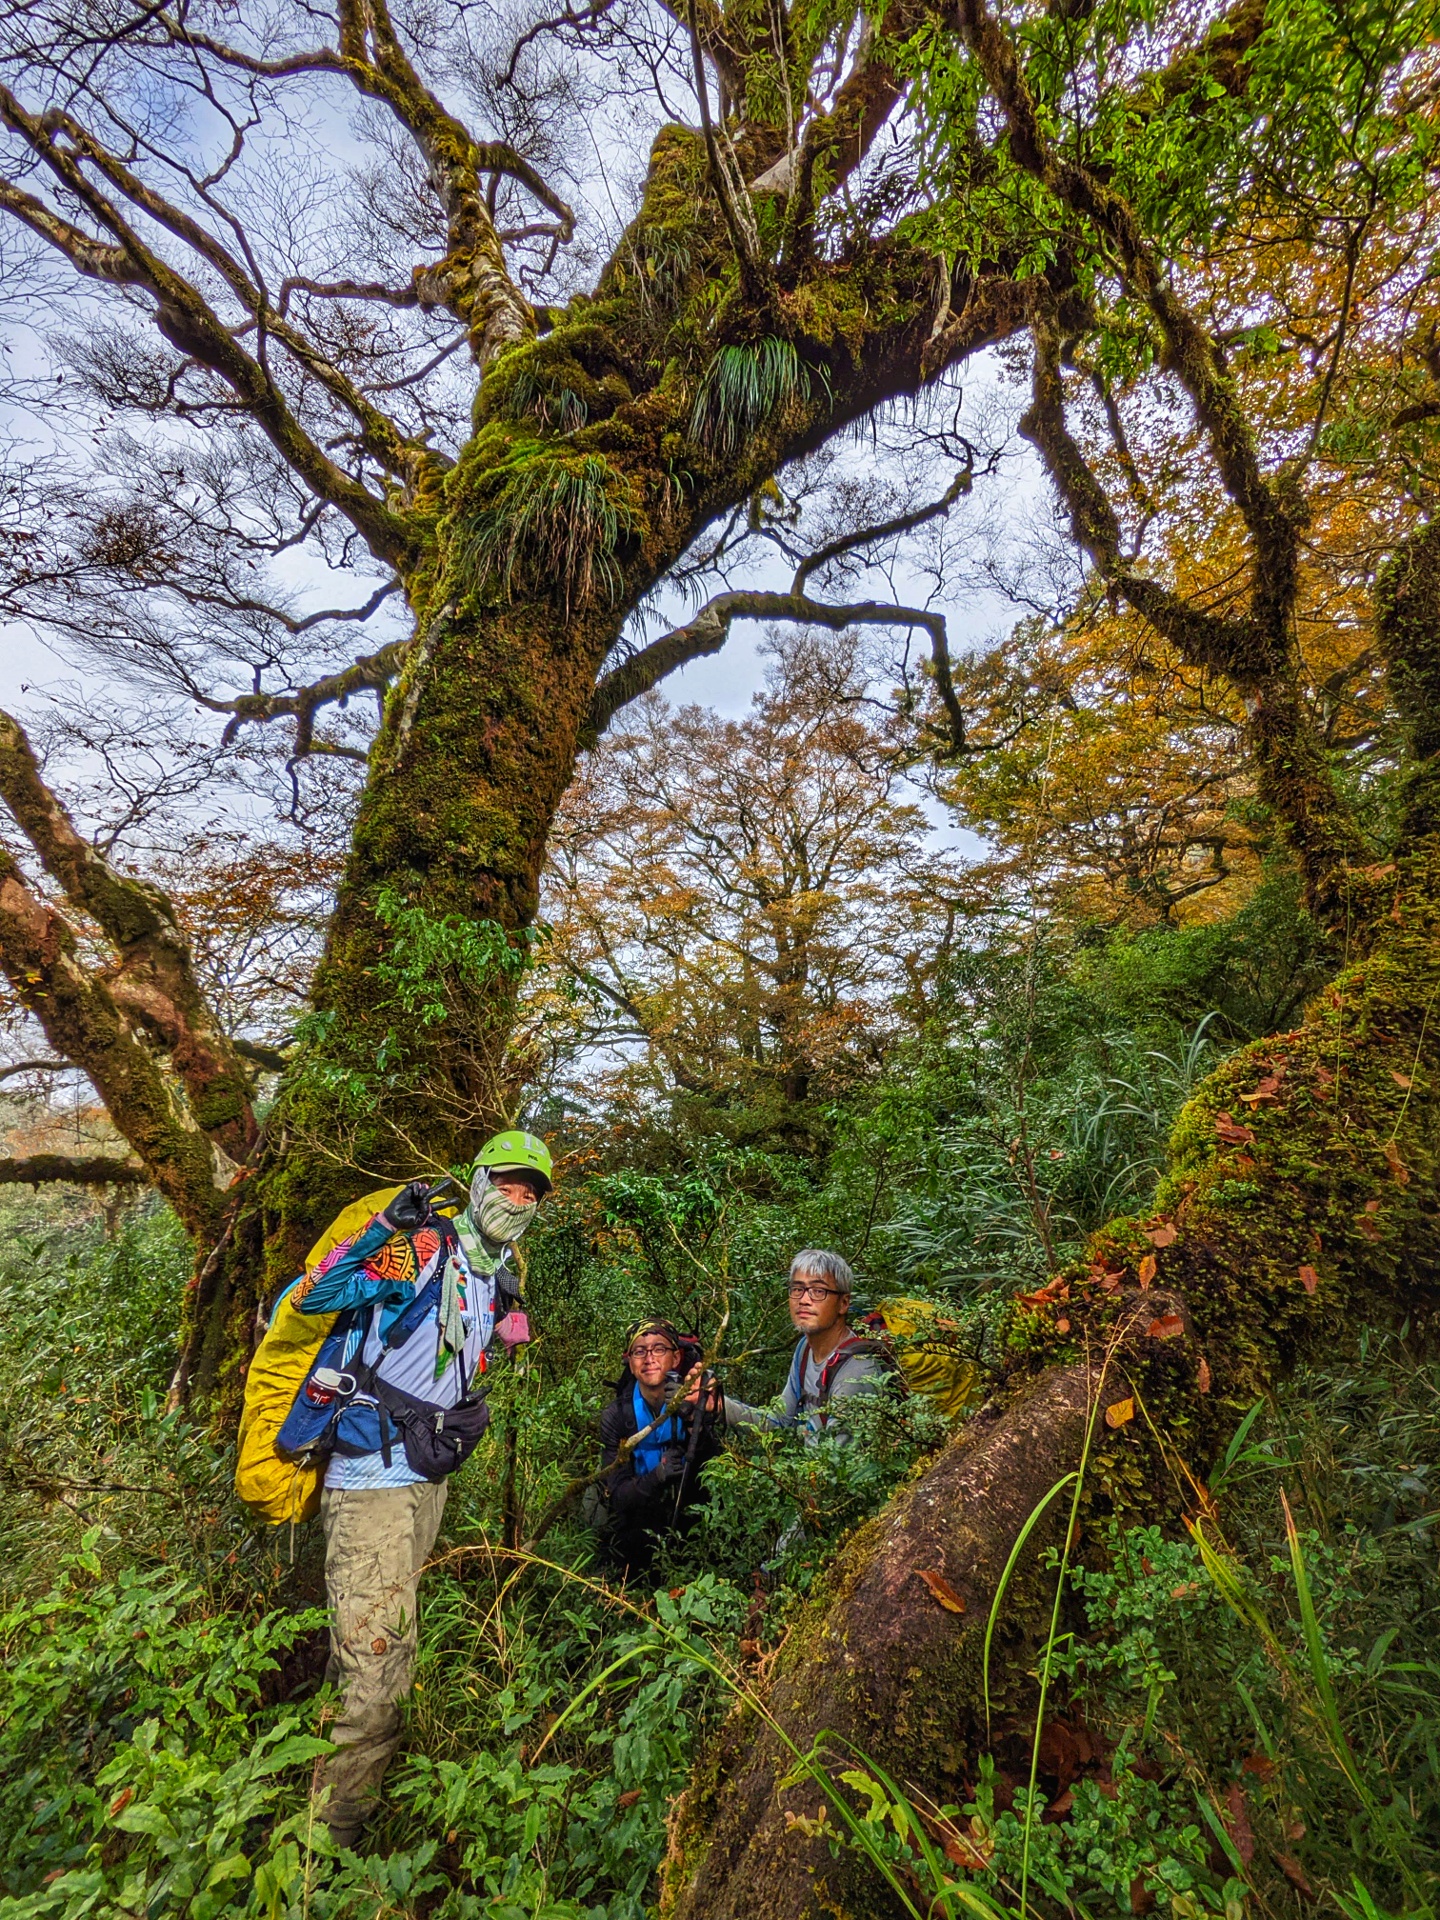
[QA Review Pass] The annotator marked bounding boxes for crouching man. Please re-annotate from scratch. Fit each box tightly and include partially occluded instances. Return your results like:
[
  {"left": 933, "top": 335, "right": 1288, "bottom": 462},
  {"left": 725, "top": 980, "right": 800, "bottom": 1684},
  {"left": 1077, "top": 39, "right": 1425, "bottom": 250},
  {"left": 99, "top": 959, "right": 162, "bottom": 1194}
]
[
  {"left": 590, "top": 1318, "right": 722, "bottom": 1582},
  {"left": 293, "top": 1130, "right": 552, "bottom": 1847},
  {"left": 724, "top": 1250, "right": 887, "bottom": 1442}
]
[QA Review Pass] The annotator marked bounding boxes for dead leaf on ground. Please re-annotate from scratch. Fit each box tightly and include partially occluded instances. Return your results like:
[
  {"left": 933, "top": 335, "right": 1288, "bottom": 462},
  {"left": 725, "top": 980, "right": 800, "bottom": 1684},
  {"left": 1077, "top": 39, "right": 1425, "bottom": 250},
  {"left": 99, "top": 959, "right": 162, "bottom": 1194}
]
[
  {"left": 1241, "top": 1752, "right": 1277, "bottom": 1782},
  {"left": 1197, "top": 1357, "right": 1212, "bottom": 1393},
  {"left": 1145, "top": 1221, "right": 1178, "bottom": 1247},
  {"left": 1357, "top": 1214, "right": 1382, "bottom": 1242},
  {"left": 1391, "top": 1070, "right": 1413, "bottom": 1089},
  {"left": 1037, "top": 1720, "right": 1083, "bottom": 1787},
  {"left": 1298, "top": 1265, "right": 1319, "bottom": 1295},
  {"left": 1239, "top": 1075, "right": 1282, "bottom": 1105},
  {"left": 943, "top": 1832, "right": 993, "bottom": 1869},
  {"left": 1138, "top": 1253, "right": 1157, "bottom": 1289},
  {"left": 1384, "top": 1140, "right": 1410, "bottom": 1185},
  {"left": 1105, "top": 1397, "right": 1135, "bottom": 1429},
  {"left": 916, "top": 1568, "right": 967, "bottom": 1614},
  {"left": 1223, "top": 1783, "right": 1256, "bottom": 1865},
  {"left": 1056, "top": 1316, "right": 1071, "bottom": 1333},
  {"left": 1146, "top": 1314, "right": 1184, "bottom": 1340},
  {"left": 1274, "top": 1852, "right": 1316, "bottom": 1900},
  {"left": 1214, "top": 1111, "right": 1256, "bottom": 1146},
  {"left": 616, "top": 1789, "right": 643, "bottom": 1808},
  {"left": 1315, "top": 1063, "right": 1335, "bottom": 1087},
  {"left": 1129, "top": 1878, "right": 1156, "bottom": 1915}
]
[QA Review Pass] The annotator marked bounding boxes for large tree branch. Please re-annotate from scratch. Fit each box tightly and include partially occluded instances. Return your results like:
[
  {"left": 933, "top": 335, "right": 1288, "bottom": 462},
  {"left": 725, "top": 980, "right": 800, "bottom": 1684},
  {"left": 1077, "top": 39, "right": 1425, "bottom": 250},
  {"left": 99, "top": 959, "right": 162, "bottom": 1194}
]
[
  {"left": 0, "top": 1153, "right": 147, "bottom": 1188},
  {"left": 0, "top": 710, "right": 257, "bottom": 1159},
  {"left": 583, "top": 590, "right": 969, "bottom": 751},
  {"left": 29, "top": 101, "right": 430, "bottom": 491},
  {"left": 332, "top": 0, "right": 564, "bottom": 365},
  {"left": 205, "top": 637, "right": 413, "bottom": 751},
  {"left": 0, "top": 852, "right": 227, "bottom": 1235}
]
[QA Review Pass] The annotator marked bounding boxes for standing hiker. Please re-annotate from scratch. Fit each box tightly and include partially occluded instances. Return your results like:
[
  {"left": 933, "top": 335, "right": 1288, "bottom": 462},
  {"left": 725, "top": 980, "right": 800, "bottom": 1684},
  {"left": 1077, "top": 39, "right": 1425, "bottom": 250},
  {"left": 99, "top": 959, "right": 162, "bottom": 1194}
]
[
  {"left": 286, "top": 1131, "right": 552, "bottom": 1847},
  {"left": 723, "top": 1250, "right": 888, "bottom": 1443}
]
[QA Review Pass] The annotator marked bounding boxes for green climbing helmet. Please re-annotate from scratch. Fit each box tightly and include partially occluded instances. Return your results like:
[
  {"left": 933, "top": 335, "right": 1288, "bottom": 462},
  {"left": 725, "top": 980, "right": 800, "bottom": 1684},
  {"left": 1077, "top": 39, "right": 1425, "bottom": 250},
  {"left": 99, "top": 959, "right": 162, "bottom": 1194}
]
[{"left": 472, "top": 1129, "right": 554, "bottom": 1198}]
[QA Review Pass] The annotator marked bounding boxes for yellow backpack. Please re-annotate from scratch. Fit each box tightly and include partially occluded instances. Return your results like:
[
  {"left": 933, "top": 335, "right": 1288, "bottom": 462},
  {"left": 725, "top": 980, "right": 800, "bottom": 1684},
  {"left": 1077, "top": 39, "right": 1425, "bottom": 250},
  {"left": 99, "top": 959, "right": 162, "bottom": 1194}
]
[
  {"left": 873, "top": 1296, "right": 984, "bottom": 1419},
  {"left": 234, "top": 1186, "right": 402, "bottom": 1525}
]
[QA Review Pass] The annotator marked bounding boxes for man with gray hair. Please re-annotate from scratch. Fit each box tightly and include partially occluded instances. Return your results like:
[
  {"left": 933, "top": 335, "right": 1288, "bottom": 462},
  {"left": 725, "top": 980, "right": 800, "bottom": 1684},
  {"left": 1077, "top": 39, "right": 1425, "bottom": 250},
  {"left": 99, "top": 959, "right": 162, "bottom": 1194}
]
[{"left": 724, "top": 1249, "right": 889, "bottom": 1443}]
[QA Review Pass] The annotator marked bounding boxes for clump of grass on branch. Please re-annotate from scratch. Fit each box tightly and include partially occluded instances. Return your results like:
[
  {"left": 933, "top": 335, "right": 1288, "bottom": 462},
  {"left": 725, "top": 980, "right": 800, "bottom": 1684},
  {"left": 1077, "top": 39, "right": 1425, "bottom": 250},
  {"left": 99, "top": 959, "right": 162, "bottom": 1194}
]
[
  {"left": 688, "top": 338, "right": 816, "bottom": 459},
  {"left": 463, "top": 452, "right": 638, "bottom": 612}
]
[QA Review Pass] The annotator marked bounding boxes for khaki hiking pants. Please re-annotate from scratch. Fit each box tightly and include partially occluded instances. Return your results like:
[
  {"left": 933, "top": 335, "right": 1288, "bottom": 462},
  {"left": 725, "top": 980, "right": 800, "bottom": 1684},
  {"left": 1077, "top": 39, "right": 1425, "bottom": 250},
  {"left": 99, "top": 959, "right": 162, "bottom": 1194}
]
[{"left": 315, "top": 1480, "right": 447, "bottom": 1842}]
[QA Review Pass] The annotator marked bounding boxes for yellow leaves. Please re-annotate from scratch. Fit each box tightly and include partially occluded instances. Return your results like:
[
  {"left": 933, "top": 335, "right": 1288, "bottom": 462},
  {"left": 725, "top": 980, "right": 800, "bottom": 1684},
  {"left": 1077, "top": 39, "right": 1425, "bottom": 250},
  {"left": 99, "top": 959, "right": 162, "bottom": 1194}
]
[
  {"left": 1137, "top": 1253, "right": 1157, "bottom": 1288},
  {"left": 1105, "top": 1397, "right": 1135, "bottom": 1429}
]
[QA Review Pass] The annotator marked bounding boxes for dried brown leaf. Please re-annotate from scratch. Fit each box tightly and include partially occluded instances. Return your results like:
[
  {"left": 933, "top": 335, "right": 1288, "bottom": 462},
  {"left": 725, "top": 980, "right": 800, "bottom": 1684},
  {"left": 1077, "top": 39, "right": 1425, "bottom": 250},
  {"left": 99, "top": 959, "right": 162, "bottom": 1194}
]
[
  {"left": 1298, "top": 1265, "right": 1319, "bottom": 1295},
  {"left": 916, "top": 1568, "right": 967, "bottom": 1614},
  {"left": 1138, "top": 1253, "right": 1157, "bottom": 1289},
  {"left": 1223, "top": 1784, "right": 1255, "bottom": 1865},
  {"left": 1146, "top": 1314, "right": 1184, "bottom": 1340},
  {"left": 1273, "top": 1852, "right": 1315, "bottom": 1900}
]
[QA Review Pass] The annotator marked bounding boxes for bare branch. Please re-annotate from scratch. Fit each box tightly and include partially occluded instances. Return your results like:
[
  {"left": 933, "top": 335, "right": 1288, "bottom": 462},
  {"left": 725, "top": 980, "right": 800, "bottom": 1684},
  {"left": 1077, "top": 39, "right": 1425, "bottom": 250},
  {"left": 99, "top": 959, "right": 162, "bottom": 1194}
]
[
  {"left": 0, "top": 89, "right": 423, "bottom": 571},
  {"left": 207, "top": 637, "right": 413, "bottom": 746},
  {"left": 793, "top": 466, "right": 973, "bottom": 594},
  {"left": 583, "top": 589, "right": 969, "bottom": 751}
]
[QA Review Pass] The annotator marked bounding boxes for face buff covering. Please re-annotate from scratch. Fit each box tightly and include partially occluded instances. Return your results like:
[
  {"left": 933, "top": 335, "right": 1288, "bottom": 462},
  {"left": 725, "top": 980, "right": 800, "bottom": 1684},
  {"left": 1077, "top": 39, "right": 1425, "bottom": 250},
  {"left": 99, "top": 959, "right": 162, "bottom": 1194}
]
[{"left": 456, "top": 1168, "right": 536, "bottom": 1273}]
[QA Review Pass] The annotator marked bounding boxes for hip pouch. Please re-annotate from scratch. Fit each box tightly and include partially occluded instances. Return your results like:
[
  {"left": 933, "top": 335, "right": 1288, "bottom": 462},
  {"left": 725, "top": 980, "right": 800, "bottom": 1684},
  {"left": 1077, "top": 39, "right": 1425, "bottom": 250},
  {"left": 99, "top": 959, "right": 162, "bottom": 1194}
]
[{"left": 372, "top": 1377, "right": 491, "bottom": 1481}]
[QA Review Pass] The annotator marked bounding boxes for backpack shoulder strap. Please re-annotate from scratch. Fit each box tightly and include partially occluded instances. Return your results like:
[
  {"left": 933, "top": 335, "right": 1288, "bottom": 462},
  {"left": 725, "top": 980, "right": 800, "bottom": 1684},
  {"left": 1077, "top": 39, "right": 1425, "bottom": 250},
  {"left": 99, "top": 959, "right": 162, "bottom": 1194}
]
[
  {"left": 787, "top": 1336, "right": 808, "bottom": 1408},
  {"left": 816, "top": 1333, "right": 892, "bottom": 1406}
]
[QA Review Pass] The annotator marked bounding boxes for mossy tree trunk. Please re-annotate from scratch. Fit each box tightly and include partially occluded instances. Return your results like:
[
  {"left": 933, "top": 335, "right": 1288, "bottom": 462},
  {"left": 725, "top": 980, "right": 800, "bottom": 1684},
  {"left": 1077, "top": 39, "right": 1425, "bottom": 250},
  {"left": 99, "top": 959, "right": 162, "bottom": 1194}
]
[{"left": 661, "top": 527, "right": 1440, "bottom": 1920}]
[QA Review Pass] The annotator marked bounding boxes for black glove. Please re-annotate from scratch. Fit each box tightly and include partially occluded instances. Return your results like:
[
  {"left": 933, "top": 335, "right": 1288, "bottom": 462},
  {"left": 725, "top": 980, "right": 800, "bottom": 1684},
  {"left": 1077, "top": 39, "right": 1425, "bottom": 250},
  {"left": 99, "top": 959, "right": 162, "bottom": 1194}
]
[
  {"left": 654, "top": 1447, "right": 688, "bottom": 1486},
  {"left": 381, "top": 1179, "right": 432, "bottom": 1233}
]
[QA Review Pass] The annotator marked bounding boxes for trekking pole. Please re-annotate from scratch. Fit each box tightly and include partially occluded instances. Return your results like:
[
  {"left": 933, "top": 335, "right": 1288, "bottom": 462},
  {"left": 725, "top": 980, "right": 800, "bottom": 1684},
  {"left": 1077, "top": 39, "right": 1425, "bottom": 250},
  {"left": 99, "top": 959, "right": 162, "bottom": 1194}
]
[{"left": 673, "top": 1367, "right": 710, "bottom": 1521}]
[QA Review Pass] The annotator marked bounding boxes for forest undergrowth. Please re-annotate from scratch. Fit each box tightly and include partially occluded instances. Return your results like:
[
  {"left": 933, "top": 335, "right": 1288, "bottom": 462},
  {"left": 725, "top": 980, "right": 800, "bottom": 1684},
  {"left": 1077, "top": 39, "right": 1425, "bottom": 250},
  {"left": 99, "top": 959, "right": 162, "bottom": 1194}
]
[{"left": 0, "top": 904, "right": 1434, "bottom": 1920}]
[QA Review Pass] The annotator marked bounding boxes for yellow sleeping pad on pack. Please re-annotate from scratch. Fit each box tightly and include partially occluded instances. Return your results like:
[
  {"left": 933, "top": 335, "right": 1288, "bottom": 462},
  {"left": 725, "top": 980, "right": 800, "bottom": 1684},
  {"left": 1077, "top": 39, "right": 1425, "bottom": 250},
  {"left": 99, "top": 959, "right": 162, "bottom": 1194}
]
[
  {"left": 234, "top": 1185, "right": 402, "bottom": 1525},
  {"left": 874, "top": 1296, "right": 983, "bottom": 1420}
]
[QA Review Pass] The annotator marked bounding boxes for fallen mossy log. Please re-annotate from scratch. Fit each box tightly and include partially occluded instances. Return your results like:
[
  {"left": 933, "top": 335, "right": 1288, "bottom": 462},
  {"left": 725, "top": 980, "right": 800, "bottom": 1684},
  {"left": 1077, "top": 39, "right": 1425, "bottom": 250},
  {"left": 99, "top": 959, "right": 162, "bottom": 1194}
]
[{"left": 663, "top": 773, "right": 1440, "bottom": 1920}]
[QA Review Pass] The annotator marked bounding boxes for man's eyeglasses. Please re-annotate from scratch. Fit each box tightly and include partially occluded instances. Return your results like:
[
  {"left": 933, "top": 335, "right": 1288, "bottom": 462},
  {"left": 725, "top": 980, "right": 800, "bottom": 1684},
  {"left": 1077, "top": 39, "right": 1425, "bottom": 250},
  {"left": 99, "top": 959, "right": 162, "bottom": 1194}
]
[
  {"left": 788, "top": 1281, "right": 842, "bottom": 1301},
  {"left": 628, "top": 1340, "right": 680, "bottom": 1359}
]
